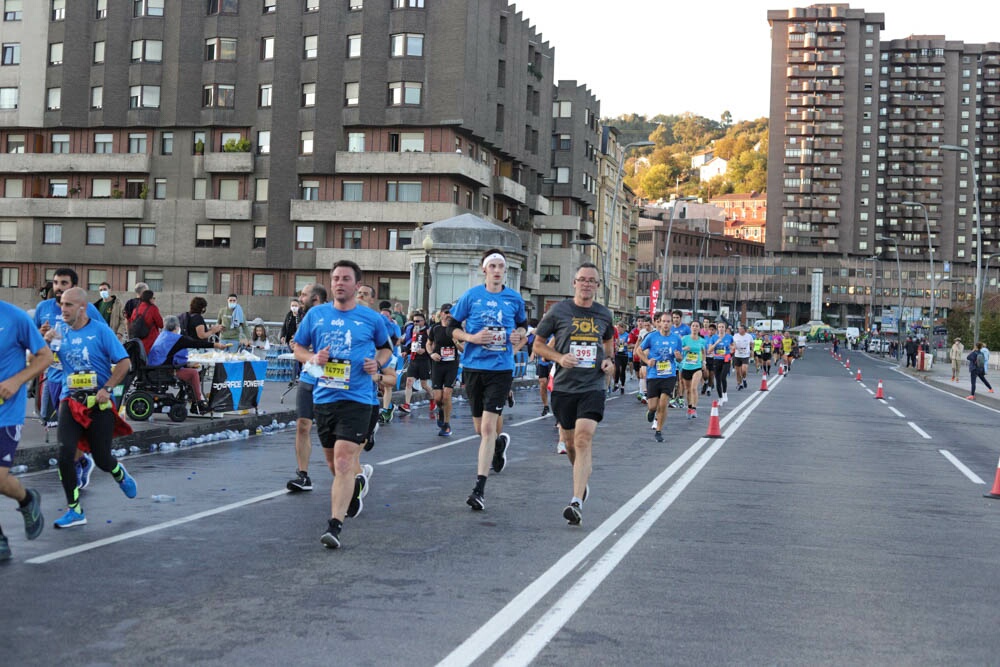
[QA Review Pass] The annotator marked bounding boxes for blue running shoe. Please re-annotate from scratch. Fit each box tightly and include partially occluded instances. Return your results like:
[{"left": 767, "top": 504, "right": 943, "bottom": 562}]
[
  {"left": 54, "top": 507, "right": 87, "bottom": 529},
  {"left": 77, "top": 453, "right": 94, "bottom": 490},
  {"left": 438, "top": 422, "right": 452, "bottom": 437},
  {"left": 118, "top": 465, "right": 137, "bottom": 499}
]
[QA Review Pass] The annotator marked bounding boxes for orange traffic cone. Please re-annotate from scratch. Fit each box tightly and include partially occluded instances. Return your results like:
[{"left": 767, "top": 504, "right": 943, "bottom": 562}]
[
  {"left": 705, "top": 400, "right": 723, "bottom": 438},
  {"left": 985, "top": 456, "right": 1000, "bottom": 499},
  {"left": 845, "top": 359, "right": 850, "bottom": 369},
  {"left": 874, "top": 379, "right": 885, "bottom": 399},
  {"left": 855, "top": 368, "right": 862, "bottom": 381},
  {"left": 759, "top": 374, "right": 768, "bottom": 391},
  {"left": 778, "top": 364, "right": 785, "bottom": 376}
]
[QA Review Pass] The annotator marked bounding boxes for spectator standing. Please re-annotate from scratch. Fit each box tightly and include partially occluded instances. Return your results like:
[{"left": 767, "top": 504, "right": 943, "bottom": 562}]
[
  {"left": 129, "top": 290, "right": 163, "bottom": 355},
  {"left": 391, "top": 302, "right": 407, "bottom": 330},
  {"left": 216, "top": 294, "right": 250, "bottom": 346},
  {"left": 279, "top": 299, "right": 302, "bottom": 345},
  {"left": 181, "top": 297, "right": 224, "bottom": 341},
  {"left": 966, "top": 342, "right": 994, "bottom": 400},
  {"left": 94, "top": 282, "right": 127, "bottom": 341},
  {"left": 122, "top": 282, "right": 148, "bottom": 322},
  {"left": 904, "top": 337, "right": 919, "bottom": 368},
  {"left": 949, "top": 337, "right": 965, "bottom": 382}
]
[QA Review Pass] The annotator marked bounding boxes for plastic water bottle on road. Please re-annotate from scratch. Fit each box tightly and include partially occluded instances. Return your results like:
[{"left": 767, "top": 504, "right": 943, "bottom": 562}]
[{"left": 151, "top": 495, "right": 176, "bottom": 503}]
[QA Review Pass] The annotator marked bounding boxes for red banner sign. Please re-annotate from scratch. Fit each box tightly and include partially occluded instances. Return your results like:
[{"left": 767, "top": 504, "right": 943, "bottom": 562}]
[{"left": 649, "top": 279, "right": 660, "bottom": 318}]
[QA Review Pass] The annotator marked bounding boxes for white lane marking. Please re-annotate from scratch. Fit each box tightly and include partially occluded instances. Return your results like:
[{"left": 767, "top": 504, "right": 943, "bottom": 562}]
[
  {"left": 889, "top": 366, "right": 1000, "bottom": 415},
  {"left": 437, "top": 382, "right": 777, "bottom": 667},
  {"left": 493, "top": 389, "right": 770, "bottom": 667},
  {"left": 864, "top": 387, "right": 874, "bottom": 395},
  {"left": 908, "top": 421, "right": 932, "bottom": 439},
  {"left": 888, "top": 406, "right": 905, "bottom": 418},
  {"left": 26, "top": 489, "right": 287, "bottom": 564},
  {"left": 939, "top": 449, "right": 986, "bottom": 485},
  {"left": 377, "top": 415, "right": 549, "bottom": 465},
  {"left": 859, "top": 383, "right": 868, "bottom": 390}
]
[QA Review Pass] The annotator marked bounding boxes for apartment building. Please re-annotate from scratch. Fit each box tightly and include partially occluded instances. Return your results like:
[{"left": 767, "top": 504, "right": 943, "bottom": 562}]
[{"left": 0, "top": 0, "right": 558, "bottom": 316}]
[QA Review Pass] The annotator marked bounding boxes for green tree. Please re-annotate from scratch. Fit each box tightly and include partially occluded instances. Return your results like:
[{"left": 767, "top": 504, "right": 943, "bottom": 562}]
[
  {"left": 721, "top": 110, "right": 733, "bottom": 129},
  {"left": 639, "top": 164, "right": 677, "bottom": 201}
]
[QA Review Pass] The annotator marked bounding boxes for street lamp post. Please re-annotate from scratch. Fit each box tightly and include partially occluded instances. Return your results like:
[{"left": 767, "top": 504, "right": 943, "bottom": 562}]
[
  {"left": 942, "top": 145, "right": 982, "bottom": 344},
  {"left": 729, "top": 253, "right": 742, "bottom": 323},
  {"left": 421, "top": 235, "right": 433, "bottom": 315},
  {"left": 693, "top": 230, "right": 715, "bottom": 318},
  {"left": 864, "top": 255, "right": 879, "bottom": 335},
  {"left": 659, "top": 195, "right": 699, "bottom": 313},
  {"left": 877, "top": 235, "right": 903, "bottom": 360},
  {"left": 605, "top": 140, "right": 654, "bottom": 314},
  {"left": 903, "top": 200, "right": 935, "bottom": 330},
  {"left": 569, "top": 240, "right": 608, "bottom": 304}
]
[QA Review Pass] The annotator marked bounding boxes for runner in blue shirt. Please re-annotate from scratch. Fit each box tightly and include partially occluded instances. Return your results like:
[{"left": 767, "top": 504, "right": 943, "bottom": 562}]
[
  {"left": 707, "top": 321, "right": 734, "bottom": 405},
  {"left": 0, "top": 300, "right": 52, "bottom": 560},
  {"left": 50, "top": 288, "right": 135, "bottom": 530},
  {"left": 294, "top": 260, "right": 392, "bottom": 549},
  {"left": 637, "top": 311, "right": 683, "bottom": 443},
  {"left": 447, "top": 248, "right": 528, "bottom": 512}
]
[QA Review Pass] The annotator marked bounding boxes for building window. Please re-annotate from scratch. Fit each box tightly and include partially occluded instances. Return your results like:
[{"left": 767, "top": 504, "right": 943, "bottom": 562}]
[
  {"left": 556, "top": 167, "right": 570, "bottom": 183},
  {"left": 541, "top": 265, "right": 560, "bottom": 282},
  {"left": 51, "top": 0, "right": 65, "bottom": 20},
  {"left": 4, "top": 0, "right": 21, "bottom": 21},
  {"left": 251, "top": 274, "right": 274, "bottom": 296},
  {"left": 348, "top": 0, "right": 362, "bottom": 8},
  {"left": 0, "top": 87, "right": 18, "bottom": 109},
  {"left": 4, "top": 178, "right": 22, "bottom": 197},
  {"left": 153, "top": 178, "right": 166, "bottom": 199},
  {"left": 124, "top": 225, "right": 156, "bottom": 246},
  {"left": 302, "top": 82, "right": 316, "bottom": 107},
  {"left": 87, "top": 269, "right": 107, "bottom": 292},
  {"left": 193, "top": 178, "right": 206, "bottom": 200},
  {"left": 1, "top": 42, "right": 19, "bottom": 65},
  {"left": 393, "top": 0, "right": 424, "bottom": 7},
  {"left": 387, "top": 228, "right": 412, "bottom": 250},
  {"left": 388, "top": 132, "right": 424, "bottom": 152},
  {"left": 91, "top": 86, "right": 103, "bottom": 109},
  {"left": 129, "top": 85, "right": 160, "bottom": 109},
  {"left": 496, "top": 104, "right": 504, "bottom": 131},
  {"left": 207, "top": 0, "right": 238, "bottom": 14},
  {"left": 343, "top": 229, "right": 362, "bottom": 249},
  {"left": 347, "top": 34, "right": 360, "bottom": 58},
  {"left": 47, "top": 88, "right": 61, "bottom": 110},
  {"left": 43, "top": 223, "right": 62, "bottom": 244},
  {"left": 0, "top": 267, "right": 17, "bottom": 287},
  {"left": 390, "top": 33, "right": 423, "bottom": 57},
  {"left": 203, "top": 84, "right": 235, "bottom": 108},
  {"left": 143, "top": 270, "right": 163, "bottom": 292},
  {"left": 205, "top": 37, "right": 237, "bottom": 61},
  {"left": 388, "top": 81, "right": 421, "bottom": 106},
  {"left": 96, "top": 0, "right": 107, "bottom": 18},
  {"left": 218, "top": 179, "right": 239, "bottom": 200},
  {"left": 553, "top": 100, "right": 571, "bottom": 118},
  {"left": 134, "top": 0, "right": 164, "bottom": 16},
  {"left": 262, "top": 0, "right": 276, "bottom": 13},
  {"left": 196, "top": 224, "right": 231, "bottom": 248},
  {"left": 92, "top": 179, "right": 112, "bottom": 197},
  {"left": 305, "top": 0, "right": 319, "bottom": 11},
  {"left": 345, "top": 82, "right": 359, "bottom": 106},
  {"left": 347, "top": 132, "right": 364, "bottom": 152},
  {"left": 187, "top": 271, "right": 209, "bottom": 293},
  {"left": 557, "top": 134, "right": 571, "bottom": 150},
  {"left": 259, "top": 83, "right": 272, "bottom": 107},
  {"left": 300, "top": 131, "right": 313, "bottom": 155},
  {"left": 94, "top": 133, "right": 113, "bottom": 153},
  {"left": 261, "top": 36, "right": 274, "bottom": 60},
  {"left": 253, "top": 225, "right": 266, "bottom": 249},
  {"left": 51, "top": 134, "right": 69, "bottom": 153},
  {"left": 160, "top": 131, "right": 173, "bottom": 155},
  {"left": 539, "top": 232, "right": 561, "bottom": 248},
  {"left": 386, "top": 181, "right": 421, "bottom": 202},
  {"left": 296, "top": 226, "right": 315, "bottom": 249},
  {"left": 301, "top": 180, "right": 319, "bottom": 200},
  {"left": 131, "top": 39, "right": 162, "bottom": 62},
  {"left": 257, "top": 130, "right": 270, "bottom": 154},
  {"left": 255, "top": 178, "right": 268, "bottom": 201},
  {"left": 87, "top": 223, "right": 106, "bottom": 245},
  {"left": 304, "top": 34, "right": 318, "bottom": 59},
  {"left": 128, "top": 133, "right": 148, "bottom": 154},
  {"left": 0, "top": 220, "right": 15, "bottom": 243},
  {"left": 342, "top": 181, "right": 363, "bottom": 201}
]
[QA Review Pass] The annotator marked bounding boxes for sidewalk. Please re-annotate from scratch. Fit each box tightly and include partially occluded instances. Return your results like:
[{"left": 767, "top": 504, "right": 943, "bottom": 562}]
[
  {"left": 859, "top": 348, "right": 1000, "bottom": 406},
  {"left": 12, "top": 379, "right": 537, "bottom": 472}
]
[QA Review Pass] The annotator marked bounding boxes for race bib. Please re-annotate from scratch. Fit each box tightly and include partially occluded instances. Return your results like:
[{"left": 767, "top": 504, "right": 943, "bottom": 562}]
[
  {"left": 656, "top": 359, "right": 672, "bottom": 374},
  {"left": 484, "top": 326, "right": 507, "bottom": 352},
  {"left": 319, "top": 358, "right": 351, "bottom": 390},
  {"left": 685, "top": 351, "right": 699, "bottom": 363},
  {"left": 410, "top": 340, "right": 421, "bottom": 353},
  {"left": 570, "top": 342, "right": 597, "bottom": 368},
  {"left": 440, "top": 346, "right": 456, "bottom": 362},
  {"left": 68, "top": 371, "right": 97, "bottom": 390}
]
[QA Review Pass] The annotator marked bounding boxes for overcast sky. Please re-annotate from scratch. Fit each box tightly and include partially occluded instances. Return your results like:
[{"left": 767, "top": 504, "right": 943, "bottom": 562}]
[{"left": 511, "top": 0, "right": 1000, "bottom": 122}]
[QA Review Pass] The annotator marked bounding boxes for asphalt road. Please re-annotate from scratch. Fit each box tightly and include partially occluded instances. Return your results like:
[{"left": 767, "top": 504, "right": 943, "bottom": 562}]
[{"left": 3, "top": 348, "right": 1000, "bottom": 666}]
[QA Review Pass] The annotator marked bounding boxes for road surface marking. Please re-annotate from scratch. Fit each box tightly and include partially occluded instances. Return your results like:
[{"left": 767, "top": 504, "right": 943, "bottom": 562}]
[
  {"left": 377, "top": 415, "right": 549, "bottom": 465},
  {"left": 939, "top": 449, "right": 985, "bottom": 485},
  {"left": 888, "top": 406, "right": 905, "bottom": 418},
  {"left": 908, "top": 421, "right": 932, "bottom": 439}
]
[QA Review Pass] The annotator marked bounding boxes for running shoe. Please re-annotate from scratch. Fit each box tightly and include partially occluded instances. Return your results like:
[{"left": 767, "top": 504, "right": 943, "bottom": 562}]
[
  {"left": 541, "top": 405, "right": 550, "bottom": 417},
  {"left": 346, "top": 465, "right": 373, "bottom": 518},
  {"left": 687, "top": 408, "right": 695, "bottom": 419},
  {"left": 54, "top": 507, "right": 87, "bottom": 529},
  {"left": 655, "top": 431, "right": 664, "bottom": 443},
  {"left": 556, "top": 441, "right": 567, "bottom": 455},
  {"left": 436, "top": 407, "right": 445, "bottom": 428},
  {"left": 651, "top": 419, "right": 658, "bottom": 430},
  {"left": 721, "top": 393, "right": 728, "bottom": 405},
  {"left": 737, "top": 382, "right": 744, "bottom": 391},
  {"left": 966, "top": 395, "right": 975, "bottom": 400},
  {"left": 19, "top": 488, "right": 44, "bottom": 540},
  {"left": 321, "top": 522, "right": 341, "bottom": 549},
  {"left": 0, "top": 535, "right": 9, "bottom": 561},
  {"left": 287, "top": 470, "right": 313, "bottom": 492},
  {"left": 742, "top": 379, "right": 748, "bottom": 389},
  {"left": 398, "top": 403, "right": 411, "bottom": 414},
  {"left": 118, "top": 465, "right": 137, "bottom": 499},
  {"left": 636, "top": 392, "right": 646, "bottom": 403},
  {"left": 77, "top": 452, "right": 94, "bottom": 490},
  {"left": 467, "top": 491, "right": 485, "bottom": 511},
  {"left": 507, "top": 392, "right": 515, "bottom": 408},
  {"left": 620, "top": 385, "right": 625, "bottom": 395},
  {"left": 691, "top": 408, "right": 698, "bottom": 419},
  {"left": 429, "top": 399, "right": 437, "bottom": 413},
  {"left": 438, "top": 422, "right": 452, "bottom": 437},
  {"left": 646, "top": 410, "right": 655, "bottom": 423},
  {"left": 563, "top": 501, "right": 582, "bottom": 526},
  {"left": 492, "top": 433, "right": 510, "bottom": 473}
]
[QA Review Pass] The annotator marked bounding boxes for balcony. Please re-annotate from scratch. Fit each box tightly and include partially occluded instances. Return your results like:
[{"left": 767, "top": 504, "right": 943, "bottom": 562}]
[
  {"left": 0, "top": 153, "right": 150, "bottom": 174},
  {"left": 527, "top": 192, "right": 551, "bottom": 214},
  {"left": 290, "top": 201, "right": 464, "bottom": 223},
  {"left": 205, "top": 200, "right": 252, "bottom": 220},
  {"left": 0, "top": 197, "right": 145, "bottom": 218},
  {"left": 316, "top": 248, "right": 409, "bottom": 273},
  {"left": 533, "top": 214, "right": 594, "bottom": 236},
  {"left": 334, "top": 151, "right": 492, "bottom": 187},
  {"left": 492, "top": 175, "right": 527, "bottom": 204},
  {"left": 203, "top": 152, "right": 254, "bottom": 173}
]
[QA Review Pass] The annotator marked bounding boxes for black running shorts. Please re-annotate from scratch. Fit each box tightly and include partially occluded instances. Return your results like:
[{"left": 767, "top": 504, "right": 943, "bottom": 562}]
[
  {"left": 646, "top": 376, "right": 677, "bottom": 399},
  {"left": 680, "top": 368, "right": 701, "bottom": 381},
  {"left": 296, "top": 381, "right": 315, "bottom": 421},
  {"left": 406, "top": 355, "right": 432, "bottom": 381},
  {"left": 314, "top": 400, "right": 376, "bottom": 448},
  {"left": 732, "top": 356, "right": 749, "bottom": 368},
  {"left": 430, "top": 361, "right": 459, "bottom": 390},
  {"left": 550, "top": 390, "right": 606, "bottom": 430},
  {"left": 462, "top": 369, "right": 513, "bottom": 418}
]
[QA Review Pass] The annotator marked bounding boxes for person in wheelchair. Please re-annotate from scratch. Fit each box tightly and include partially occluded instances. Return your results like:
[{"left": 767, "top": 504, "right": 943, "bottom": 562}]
[{"left": 148, "top": 316, "right": 227, "bottom": 415}]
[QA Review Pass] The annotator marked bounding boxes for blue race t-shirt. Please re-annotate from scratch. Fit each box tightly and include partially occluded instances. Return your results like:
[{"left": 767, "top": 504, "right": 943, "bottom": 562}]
[
  {"left": 680, "top": 335, "right": 706, "bottom": 371},
  {"left": 34, "top": 298, "right": 105, "bottom": 386},
  {"left": 293, "top": 303, "right": 389, "bottom": 406},
  {"left": 0, "top": 301, "right": 48, "bottom": 426},
  {"left": 55, "top": 318, "right": 128, "bottom": 399},
  {"left": 640, "top": 330, "right": 682, "bottom": 379},
  {"left": 710, "top": 333, "right": 734, "bottom": 360},
  {"left": 449, "top": 284, "right": 527, "bottom": 372},
  {"left": 670, "top": 323, "right": 691, "bottom": 339}
]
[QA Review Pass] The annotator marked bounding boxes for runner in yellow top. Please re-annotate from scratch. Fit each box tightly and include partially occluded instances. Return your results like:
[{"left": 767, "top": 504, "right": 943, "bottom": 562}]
[{"left": 781, "top": 331, "right": 795, "bottom": 373}]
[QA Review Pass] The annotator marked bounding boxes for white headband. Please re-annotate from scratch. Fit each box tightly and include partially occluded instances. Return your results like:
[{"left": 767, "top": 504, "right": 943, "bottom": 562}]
[{"left": 482, "top": 253, "right": 507, "bottom": 269}]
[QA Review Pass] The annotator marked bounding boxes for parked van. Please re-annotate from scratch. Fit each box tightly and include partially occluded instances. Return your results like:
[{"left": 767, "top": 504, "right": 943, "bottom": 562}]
[
  {"left": 845, "top": 327, "right": 860, "bottom": 343},
  {"left": 752, "top": 319, "right": 785, "bottom": 332}
]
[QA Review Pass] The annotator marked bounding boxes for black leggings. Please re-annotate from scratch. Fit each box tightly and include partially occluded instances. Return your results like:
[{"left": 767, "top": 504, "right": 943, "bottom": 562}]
[
  {"left": 971, "top": 369, "right": 993, "bottom": 396},
  {"left": 57, "top": 400, "right": 119, "bottom": 504},
  {"left": 614, "top": 354, "right": 629, "bottom": 386},
  {"left": 715, "top": 361, "right": 731, "bottom": 397}
]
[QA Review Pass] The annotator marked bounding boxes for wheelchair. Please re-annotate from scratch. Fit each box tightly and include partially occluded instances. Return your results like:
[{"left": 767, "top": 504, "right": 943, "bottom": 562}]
[{"left": 121, "top": 339, "right": 198, "bottom": 423}]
